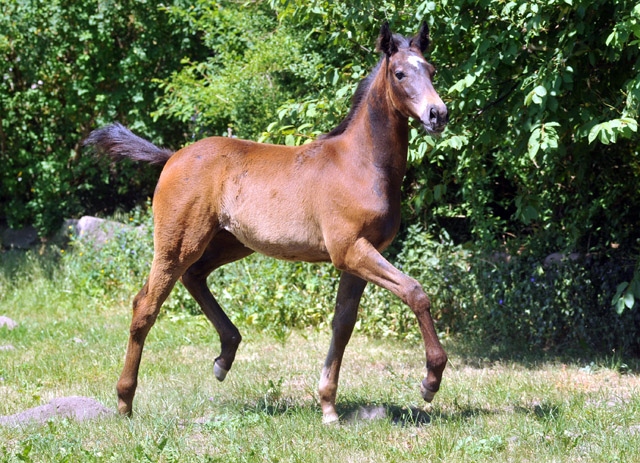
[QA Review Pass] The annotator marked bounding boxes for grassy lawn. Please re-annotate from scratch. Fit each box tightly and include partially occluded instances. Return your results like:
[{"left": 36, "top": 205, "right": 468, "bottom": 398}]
[{"left": 1, "top": 251, "right": 639, "bottom": 462}]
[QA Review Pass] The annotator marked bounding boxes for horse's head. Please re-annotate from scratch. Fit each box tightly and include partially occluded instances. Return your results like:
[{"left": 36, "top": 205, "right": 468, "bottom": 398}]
[{"left": 376, "top": 22, "right": 448, "bottom": 135}]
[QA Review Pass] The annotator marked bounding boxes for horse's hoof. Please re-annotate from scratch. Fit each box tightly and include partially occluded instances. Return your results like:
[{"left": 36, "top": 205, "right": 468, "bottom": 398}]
[
  {"left": 214, "top": 360, "right": 229, "bottom": 382},
  {"left": 117, "top": 401, "right": 132, "bottom": 417},
  {"left": 322, "top": 412, "right": 340, "bottom": 425},
  {"left": 420, "top": 381, "right": 437, "bottom": 403}
]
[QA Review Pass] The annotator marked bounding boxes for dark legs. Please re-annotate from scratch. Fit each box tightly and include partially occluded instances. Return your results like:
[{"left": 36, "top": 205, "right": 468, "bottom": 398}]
[
  {"left": 180, "top": 231, "right": 253, "bottom": 380},
  {"left": 333, "top": 238, "right": 448, "bottom": 407},
  {"left": 318, "top": 272, "right": 367, "bottom": 423},
  {"left": 116, "top": 230, "right": 252, "bottom": 416}
]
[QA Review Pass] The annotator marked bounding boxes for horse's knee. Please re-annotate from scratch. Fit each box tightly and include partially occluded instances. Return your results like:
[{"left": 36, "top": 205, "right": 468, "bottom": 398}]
[
  {"left": 405, "top": 280, "right": 431, "bottom": 313},
  {"left": 130, "top": 309, "right": 158, "bottom": 334}
]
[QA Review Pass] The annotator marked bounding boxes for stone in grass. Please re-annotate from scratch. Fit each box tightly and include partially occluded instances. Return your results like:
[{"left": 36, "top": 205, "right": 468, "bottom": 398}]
[
  {"left": 0, "top": 316, "right": 18, "bottom": 330},
  {"left": 0, "top": 396, "right": 115, "bottom": 426},
  {"left": 345, "top": 405, "right": 388, "bottom": 422},
  {"left": 1, "top": 226, "right": 38, "bottom": 249},
  {"left": 72, "top": 216, "right": 129, "bottom": 247},
  {"left": 57, "top": 216, "right": 146, "bottom": 249}
]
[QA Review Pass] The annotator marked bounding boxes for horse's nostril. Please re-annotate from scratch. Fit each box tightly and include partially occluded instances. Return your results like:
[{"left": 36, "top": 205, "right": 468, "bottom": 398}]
[{"left": 429, "top": 107, "right": 438, "bottom": 124}]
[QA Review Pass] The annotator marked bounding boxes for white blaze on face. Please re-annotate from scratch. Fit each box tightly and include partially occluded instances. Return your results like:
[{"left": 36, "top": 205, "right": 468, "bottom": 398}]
[
  {"left": 406, "top": 54, "right": 425, "bottom": 69},
  {"left": 403, "top": 53, "right": 444, "bottom": 123},
  {"left": 408, "top": 54, "right": 431, "bottom": 118}
]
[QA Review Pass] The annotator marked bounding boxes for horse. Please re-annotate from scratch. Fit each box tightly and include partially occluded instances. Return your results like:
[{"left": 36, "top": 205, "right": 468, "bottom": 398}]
[{"left": 84, "top": 21, "right": 449, "bottom": 424}]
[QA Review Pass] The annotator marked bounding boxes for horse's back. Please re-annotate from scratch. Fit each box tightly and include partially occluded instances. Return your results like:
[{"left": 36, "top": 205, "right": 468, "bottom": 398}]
[{"left": 153, "top": 136, "right": 334, "bottom": 262}]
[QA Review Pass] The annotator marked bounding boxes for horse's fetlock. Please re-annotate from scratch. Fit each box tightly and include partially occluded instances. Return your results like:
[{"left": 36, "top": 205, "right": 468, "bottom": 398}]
[
  {"left": 230, "top": 332, "right": 242, "bottom": 346},
  {"left": 318, "top": 381, "right": 337, "bottom": 402},
  {"left": 117, "top": 378, "right": 137, "bottom": 397},
  {"left": 223, "top": 329, "right": 242, "bottom": 347},
  {"left": 428, "top": 351, "right": 448, "bottom": 373}
]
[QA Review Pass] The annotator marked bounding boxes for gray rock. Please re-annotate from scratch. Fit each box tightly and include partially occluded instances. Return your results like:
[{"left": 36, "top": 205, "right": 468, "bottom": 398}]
[
  {"left": 1, "top": 226, "right": 38, "bottom": 249},
  {"left": 543, "top": 252, "right": 581, "bottom": 267},
  {"left": 0, "top": 396, "right": 115, "bottom": 426},
  {"left": 54, "top": 216, "right": 148, "bottom": 248},
  {"left": 75, "top": 216, "right": 129, "bottom": 245},
  {"left": 0, "top": 316, "right": 18, "bottom": 330}
]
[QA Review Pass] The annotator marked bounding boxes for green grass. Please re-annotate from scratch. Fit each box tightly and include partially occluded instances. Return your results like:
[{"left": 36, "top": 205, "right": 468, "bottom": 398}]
[{"left": 1, "top": 249, "right": 639, "bottom": 462}]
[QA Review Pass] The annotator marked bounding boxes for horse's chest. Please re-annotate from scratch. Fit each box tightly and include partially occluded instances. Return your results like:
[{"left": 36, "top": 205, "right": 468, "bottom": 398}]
[{"left": 353, "top": 192, "right": 402, "bottom": 250}]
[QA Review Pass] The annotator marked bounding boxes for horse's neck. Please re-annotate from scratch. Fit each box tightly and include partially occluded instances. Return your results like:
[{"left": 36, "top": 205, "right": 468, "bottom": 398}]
[{"left": 346, "top": 72, "right": 409, "bottom": 187}]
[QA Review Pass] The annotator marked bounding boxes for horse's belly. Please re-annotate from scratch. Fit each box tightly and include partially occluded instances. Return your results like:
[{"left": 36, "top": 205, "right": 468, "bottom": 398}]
[{"left": 223, "top": 215, "right": 329, "bottom": 263}]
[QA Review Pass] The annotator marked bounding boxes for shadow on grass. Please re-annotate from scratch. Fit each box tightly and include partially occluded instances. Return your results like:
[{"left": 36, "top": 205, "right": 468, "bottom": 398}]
[
  {"left": 233, "top": 398, "right": 517, "bottom": 427},
  {"left": 444, "top": 335, "right": 640, "bottom": 374}
]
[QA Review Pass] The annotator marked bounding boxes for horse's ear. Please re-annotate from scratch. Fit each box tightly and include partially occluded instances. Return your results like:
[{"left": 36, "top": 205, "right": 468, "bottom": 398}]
[
  {"left": 412, "top": 21, "right": 430, "bottom": 54},
  {"left": 376, "top": 21, "right": 398, "bottom": 57}
]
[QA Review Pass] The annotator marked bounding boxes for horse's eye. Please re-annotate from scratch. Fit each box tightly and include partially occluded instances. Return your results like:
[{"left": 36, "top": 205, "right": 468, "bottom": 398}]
[{"left": 395, "top": 71, "right": 405, "bottom": 80}]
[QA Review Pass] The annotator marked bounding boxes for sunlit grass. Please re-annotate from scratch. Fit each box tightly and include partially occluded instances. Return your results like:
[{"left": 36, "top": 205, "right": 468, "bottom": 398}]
[{"left": 1, "top": 250, "right": 639, "bottom": 462}]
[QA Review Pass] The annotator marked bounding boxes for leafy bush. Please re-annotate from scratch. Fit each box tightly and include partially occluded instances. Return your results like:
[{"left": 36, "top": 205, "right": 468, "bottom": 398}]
[
  {"left": 59, "top": 206, "right": 639, "bottom": 354},
  {"left": 62, "top": 204, "right": 154, "bottom": 304},
  {"left": 468, "top": 250, "right": 640, "bottom": 354},
  {"left": 361, "top": 225, "right": 475, "bottom": 341},
  {"left": 0, "top": 0, "right": 209, "bottom": 233}
]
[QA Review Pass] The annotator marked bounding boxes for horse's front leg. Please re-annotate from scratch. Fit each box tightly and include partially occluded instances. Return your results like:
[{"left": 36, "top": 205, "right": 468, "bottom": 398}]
[
  {"left": 319, "top": 272, "right": 367, "bottom": 424},
  {"left": 333, "top": 238, "right": 448, "bottom": 404}
]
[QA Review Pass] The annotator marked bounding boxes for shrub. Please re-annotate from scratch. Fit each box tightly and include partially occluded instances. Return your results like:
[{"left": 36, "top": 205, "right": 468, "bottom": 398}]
[
  {"left": 60, "top": 206, "right": 640, "bottom": 354},
  {"left": 361, "top": 224, "right": 475, "bottom": 341},
  {"left": 0, "top": 0, "right": 209, "bottom": 234},
  {"left": 468, "top": 250, "right": 640, "bottom": 355},
  {"left": 62, "top": 204, "right": 154, "bottom": 304}
]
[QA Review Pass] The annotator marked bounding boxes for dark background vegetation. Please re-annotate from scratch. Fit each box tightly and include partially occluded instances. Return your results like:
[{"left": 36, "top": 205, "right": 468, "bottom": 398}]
[{"left": 2, "top": 0, "right": 639, "bottom": 354}]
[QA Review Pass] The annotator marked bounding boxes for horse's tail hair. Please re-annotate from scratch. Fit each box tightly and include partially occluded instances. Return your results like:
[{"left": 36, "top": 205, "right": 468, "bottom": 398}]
[{"left": 83, "top": 123, "right": 174, "bottom": 165}]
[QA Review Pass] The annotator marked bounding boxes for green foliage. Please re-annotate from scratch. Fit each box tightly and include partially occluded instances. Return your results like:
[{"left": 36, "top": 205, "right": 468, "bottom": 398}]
[
  {"left": 612, "top": 261, "right": 640, "bottom": 314},
  {"left": 62, "top": 204, "right": 154, "bottom": 303},
  {"left": 155, "top": 0, "right": 640, "bottom": 255},
  {"left": 468, "top": 251, "right": 640, "bottom": 354},
  {"left": 426, "top": 0, "right": 640, "bottom": 251},
  {"left": 0, "top": 0, "right": 208, "bottom": 234},
  {"left": 152, "top": 1, "right": 315, "bottom": 140}
]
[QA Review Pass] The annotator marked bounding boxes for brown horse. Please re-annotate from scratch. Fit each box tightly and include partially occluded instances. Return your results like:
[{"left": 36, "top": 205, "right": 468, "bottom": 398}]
[{"left": 85, "top": 21, "right": 449, "bottom": 424}]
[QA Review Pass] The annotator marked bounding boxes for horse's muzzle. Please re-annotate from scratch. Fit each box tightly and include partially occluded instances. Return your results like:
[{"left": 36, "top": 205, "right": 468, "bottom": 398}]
[{"left": 421, "top": 103, "right": 448, "bottom": 135}]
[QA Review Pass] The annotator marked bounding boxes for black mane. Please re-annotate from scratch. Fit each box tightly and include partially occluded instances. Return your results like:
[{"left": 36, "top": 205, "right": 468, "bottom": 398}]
[
  {"left": 321, "top": 32, "right": 413, "bottom": 140},
  {"left": 320, "top": 59, "right": 383, "bottom": 139}
]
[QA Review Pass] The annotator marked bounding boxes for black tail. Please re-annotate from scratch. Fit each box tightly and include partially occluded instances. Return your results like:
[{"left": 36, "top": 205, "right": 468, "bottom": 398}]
[{"left": 83, "top": 123, "right": 174, "bottom": 165}]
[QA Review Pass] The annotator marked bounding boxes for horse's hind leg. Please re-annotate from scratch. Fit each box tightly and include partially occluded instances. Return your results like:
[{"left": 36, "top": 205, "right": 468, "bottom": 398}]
[
  {"left": 319, "top": 272, "right": 367, "bottom": 424},
  {"left": 180, "top": 231, "right": 254, "bottom": 381},
  {"left": 117, "top": 221, "right": 216, "bottom": 416},
  {"left": 117, "top": 259, "right": 191, "bottom": 415}
]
